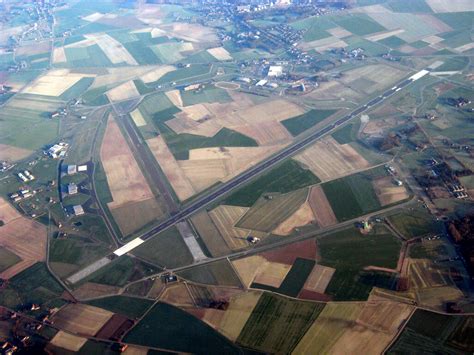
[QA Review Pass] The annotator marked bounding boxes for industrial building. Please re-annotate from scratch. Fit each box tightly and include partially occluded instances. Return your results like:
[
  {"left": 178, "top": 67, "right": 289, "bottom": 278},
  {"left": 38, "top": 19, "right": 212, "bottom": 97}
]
[
  {"left": 67, "top": 183, "right": 78, "bottom": 195},
  {"left": 267, "top": 65, "right": 283, "bottom": 77},
  {"left": 47, "top": 143, "right": 68, "bottom": 159},
  {"left": 72, "top": 205, "right": 84, "bottom": 216}
]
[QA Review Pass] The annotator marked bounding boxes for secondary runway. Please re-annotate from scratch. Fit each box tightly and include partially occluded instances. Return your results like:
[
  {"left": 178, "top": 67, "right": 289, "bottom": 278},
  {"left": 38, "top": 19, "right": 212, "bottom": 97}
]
[{"left": 68, "top": 69, "right": 430, "bottom": 282}]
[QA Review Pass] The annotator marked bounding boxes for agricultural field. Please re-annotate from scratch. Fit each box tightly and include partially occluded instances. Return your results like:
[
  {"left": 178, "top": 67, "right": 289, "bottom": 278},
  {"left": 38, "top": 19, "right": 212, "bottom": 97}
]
[
  {"left": 388, "top": 310, "right": 474, "bottom": 354},
  {"left": 237, "top": 293, "right": 325, "bottom": 354},
  {"left": 318, "top": 225, "right": 402, "bottom": 300}
]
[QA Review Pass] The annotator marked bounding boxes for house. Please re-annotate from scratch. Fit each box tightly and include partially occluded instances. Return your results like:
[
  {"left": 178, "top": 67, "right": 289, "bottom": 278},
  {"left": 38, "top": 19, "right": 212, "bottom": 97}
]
[{"left": 67, "top": 165, "right": 77, "bottom": 175}]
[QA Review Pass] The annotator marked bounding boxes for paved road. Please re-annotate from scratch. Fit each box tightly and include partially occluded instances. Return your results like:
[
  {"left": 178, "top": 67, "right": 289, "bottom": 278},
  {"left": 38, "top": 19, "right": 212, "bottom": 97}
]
[{"left": 68, "top": 69, "right": 430, "bottom": 282}]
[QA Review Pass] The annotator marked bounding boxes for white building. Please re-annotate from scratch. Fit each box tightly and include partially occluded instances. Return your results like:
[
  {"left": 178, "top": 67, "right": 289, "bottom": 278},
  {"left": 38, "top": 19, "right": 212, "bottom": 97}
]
[
  {"left": 72, "top": 205, "right": 84, "bottom": 216},
  {"left": 267, "top": 65, "right": 283, "bottom": 77}
]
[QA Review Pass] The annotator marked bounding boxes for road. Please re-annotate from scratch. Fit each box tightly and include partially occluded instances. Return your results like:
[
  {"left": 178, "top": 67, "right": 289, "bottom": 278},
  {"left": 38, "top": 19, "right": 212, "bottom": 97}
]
[{"left": 68, "top": 69, "right": 431, "bottom": 282}]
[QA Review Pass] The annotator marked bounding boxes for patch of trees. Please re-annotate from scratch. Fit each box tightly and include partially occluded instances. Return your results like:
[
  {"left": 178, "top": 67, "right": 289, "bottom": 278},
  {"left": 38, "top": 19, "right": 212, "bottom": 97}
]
[{"left": 447, "top": 216, "right": 474, "bottom": 277}]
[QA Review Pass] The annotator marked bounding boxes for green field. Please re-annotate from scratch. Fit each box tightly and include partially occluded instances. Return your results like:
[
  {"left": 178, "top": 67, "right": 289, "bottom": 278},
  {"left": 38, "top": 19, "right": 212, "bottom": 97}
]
[
  {"left": 180, "top": 86, "right": 232, "bottom": 106},
  {"left": 333, "top": 14, "right": 386, "bottom": 36},
  {"left": 387, "top": 0, "right": 433, "bottom": 13},
  {"left": 388, "top": 310, "right": 473, "bottom": 354},
  {"left": 282, "top": 109, "right": 337, "bottom": 136},
  {"left": 154, "top": 64, "right": 211, "bottom": 86},
  {"left": 132, "top": 226, "right": 194, "bottom": 268},
  {"left": 176, "top": 259, "right": 242, "bottom": 287},
  {"left": 378, "top": 35, "right": 407, "bottom": 48},
  {"left": 331, "top": 122, "right": 358, "bottom": 144},
  {"left": 318, "top": 225, "right": 401, "bottom": 300},
  {"left": 435, "top": 12, "right": 474, "bottom": 30},
  {"left": 65, "top": 45, "right": 113, "bottom": 68},
  {"left": 9, "top": 262, "right": 64, "bottom": 306},
  {"left": 223, "top": 159, "right": 320, "bottom": 207},
  {"left": 86, "top": 295, "right": 153, "bottom": 319},
  {"left": 87, "top": 256, "right": 160, "bottom": 288},
  {"left": 322, "top": 169, "right": 383, "bottom": 221},
  {"left": 252, "top": 258, "right": 316, "bottom": 297},
  {"left": 124, "top": 302, "right": 240, "bottom": 354},
  {"left": 237, "top": 293, "right": 325, "bottom": 354},
  {"left": 435, "top": 57, "right": 469, "bottom": 72},
  {"left": 0, "top": 247, "right": 21, "bottom": 273}
]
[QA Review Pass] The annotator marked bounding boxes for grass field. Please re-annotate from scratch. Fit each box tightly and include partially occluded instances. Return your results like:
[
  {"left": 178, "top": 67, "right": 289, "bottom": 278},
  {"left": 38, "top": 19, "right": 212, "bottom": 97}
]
[
  {"left": 282, "top": 109, "right": 337, "bottom": 136},
  {"left": 333, "top": 14, "right": 386, "bottom": 36},
  {"left": 132, "top": 226, "right": 194, "bottom": 268},
  {"left": 223, "top": 160, "right": 320, "bottom": 207},
  {"left": 387, "top": 0, "right": 433, "bottom": 13},
  {"left": 237, "top": 293, "right": 325, "bottom": 353},
  {"left": 87, "top": 256, "right": 160, "bottom": 288},
  {"left": 435, "top": 56, "right": 469, "bottom": 71},
  {"left": 176, "top": 259, "right": 241, "bottom": 287},
  {"left": 331, "top": 122, "right": 358, "bottom": 144},
  {"left": 86, "top": 296, "right": 153, "bottom": 319},
  {"left": 388, "top": 207, "right": 441, "bottom": 238},
  {"left": 0, "top": 247, "right": 21, "bottom": 273},
  {"left": 124, "top": 302, "right": 240, "bottom": 354},
  {"left": 180, "top": 86, "right": 232, "bottom": 106},
  {"left": 318, "top": 225, "right": 401, "bottom": 300},
  {"left": 322, "top": 168, "right": 385, "bottom": 221},
  {"left": 9, "top": 262, "right": 64, "bottom": 306},
  {"left": 154, "top": 64, "right": 211, "bottom": 86}
]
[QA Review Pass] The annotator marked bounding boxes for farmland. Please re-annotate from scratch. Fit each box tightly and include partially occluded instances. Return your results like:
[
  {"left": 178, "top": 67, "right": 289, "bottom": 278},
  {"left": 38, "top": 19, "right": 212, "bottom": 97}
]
[
  {"left": 237, "top": 293, "right": 325, "bottom": 353},
  {"left": 318, "top": 225, "right": 401, "bottom": 300},
  {"left": 124, "top": 302, "right": 241, "bottom": 354}
]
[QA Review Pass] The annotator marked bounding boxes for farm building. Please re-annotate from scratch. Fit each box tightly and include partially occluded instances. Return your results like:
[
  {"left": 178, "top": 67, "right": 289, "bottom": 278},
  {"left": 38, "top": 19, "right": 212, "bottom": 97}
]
[
  {"left": 67, "top": 165, "right": 77, "bottom": 175},
  {"left": 72, "top": 205, "right": 84, "bottom": 216},
  {"left": 47, "top": 143, "right": 68, "bottom": 159},
  {"left": 67, "top": 183, "right": 78, "bottom": 195},
  {"left": 77, "top": 165, "right": 87, "bottom": 172},
  {"left": 267, "top": 65, "right": 283, "bottom": 77}
]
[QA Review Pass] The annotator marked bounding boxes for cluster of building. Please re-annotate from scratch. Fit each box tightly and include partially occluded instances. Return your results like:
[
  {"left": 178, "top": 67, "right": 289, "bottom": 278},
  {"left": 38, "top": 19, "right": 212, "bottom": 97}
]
[
  {"left": 449, "top": 184, "right": 468, "bottom": 199},
  {"left": 17, "top": 170, "right": 35, "bottom": 182},
  {"left": 46, "top": 142, "right": 68, "bottom": 159},
  {"left": 385, "top": 165, "right": 403, "bottom": 186},
  {"left": 1, "top": 161, "right": 15, "bottom": 172},
  {"left": 9, "top": 189, "right": 34, "bottom": 203},
  {"left": 66, "top": 164, "right": 87, "bottom": 175}
]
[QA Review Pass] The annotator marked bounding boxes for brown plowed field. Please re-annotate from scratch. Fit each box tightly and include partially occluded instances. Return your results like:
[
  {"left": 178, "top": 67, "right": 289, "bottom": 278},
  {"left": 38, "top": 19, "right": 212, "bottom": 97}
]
[
  {"left": 298, "top": 289, "right": 333, "bottom": 301},
  {"left": 373, "top": 176, "right": 409, "bottom": 206},
  {"left": 232, "top": 256, "right": 267, "bottom": 288},
  {"left": 0, "top": 144, "right": 32, "bottom": 161},
  {"left": 72, "top": 282, "right": 121, "bottom": 300},
  {"left": 208, "top": 205, "right": 250, "bottom": 250},
  {"left": 147, "top": 136, "right": 195, "bottom": 201},
  {"left": 261, "top": 239, "right": 318, "bottom": 265},
  {"left": 96, "top": 313, "right": 133, "bottom": 340},
  {"left": 52, "top": 304, "right": 114, "bottom": 336},
  {"left": 0, "top": 198, "right": 46, "bottom": 279},
  {"left": 159, "top": 283, "right": 194, "bottom": 307},
  {"left": 100, "top": 116, "right": 154, "bottom": 209},
  {"left": 308, "top": 186, "right": 338, "bottom": 227}
]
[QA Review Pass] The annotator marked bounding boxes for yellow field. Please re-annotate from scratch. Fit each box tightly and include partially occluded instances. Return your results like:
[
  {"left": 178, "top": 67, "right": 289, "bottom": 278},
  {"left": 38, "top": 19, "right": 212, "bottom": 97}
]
[
  {"left": 218, "top": 291, "right": 262, "bottom": 341},
  {"left": 232, "top": 256, "right": 267, "bottom": 288},
  {"left": 157, "top": 22, "right": 219, "bottom": 43},
  {"left": 84, "top": 33, "right": 138, "bottom": 65},
  {"left": 253, "top": 262, "right": 291, "bottom": 288},
  {"left": 130, "top": 109, "right": 147, "bottom": 127},
  {"left": 82, "top": 12, "right": 104, "bottom": 22},
  {"left": 106, "top": 80, "right": 139, "bottom": 102},
  {"left": 426, "top": 0, "right": 474, "bottom": 12},
  {"left": 165, "top": 89, "right": 183, "bottom": 107},
  {"left": 100, "top": 116, "right": 154, "bottom": 209},
  {"left": 139, "top": 65, "right": 175, "bottom": 83},
  {"left": 207, "top": 47, "right": 233, "bottom": 60},
  {"left": 159, "top": 283, "right": 194, "bottom": 307},
  {"left": 146, "top": 136, "right": 196, "bottom": 201},
  {"left": 50, "top": 331, "right": 87, "bottom": 352},
  {"left": 208, "top": 205, "right": 250, "bottom": 250},
  {"left": 52, "top": 304, "right": 114, "bottom": 336},
  {"left": 72, "top": 282, "right": 121, "bottom": 300},
  {"left": 327, "top": 27, "right": 352, "bottom": 38},
  {"left": 301, "top": 36, "right": 347, "bottom": 52},
  {"left": 52, "top": 47, "right": 67, "bottom": 63},
  {"left": 273, "top": 202, "right": 314, "bottom": 236},
  {"left": 294, "top": 137, "right": 369, "bottom": 181},
  {"left": 23, "top": 69, "right": 94, "bottom": 96},
  {"left": 294, "top": 303, "right": 365, "bottom": 355},
  {"left": 92, "top": 66, "right": 159, "bottom": 89},
  {"left": 366, "top": 29, "right": 405, "bottom": 41}
]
